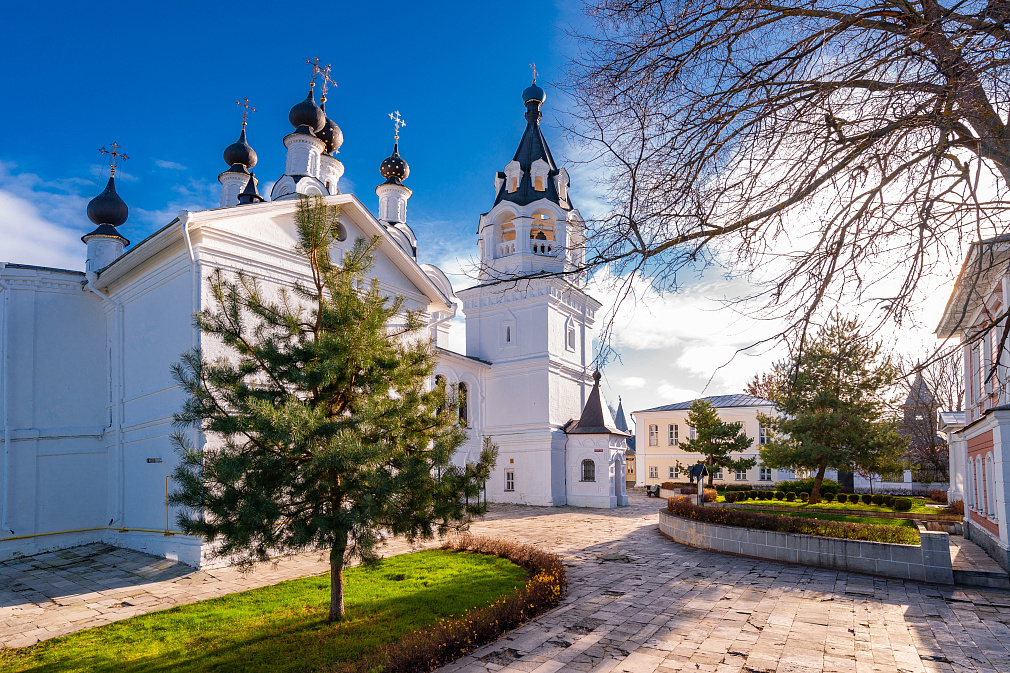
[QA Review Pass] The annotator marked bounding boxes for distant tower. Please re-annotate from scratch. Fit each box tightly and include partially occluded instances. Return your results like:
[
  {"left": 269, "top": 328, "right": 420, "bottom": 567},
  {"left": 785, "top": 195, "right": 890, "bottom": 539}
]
[
  {"left": 219, "top": 98, "right": 259, "bottom": 207},
  {"left": 82, "top": 144, "right": 130, "bottom": 274},
  {"left": 376, "top": 110, "right": 416, "bottom": 258}
]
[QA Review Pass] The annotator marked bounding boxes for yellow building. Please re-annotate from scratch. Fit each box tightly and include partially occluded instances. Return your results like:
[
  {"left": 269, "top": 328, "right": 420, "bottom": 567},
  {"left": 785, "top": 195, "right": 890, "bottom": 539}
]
[{"left": 632, "top": 394, "right": 780, "bottom": 487}]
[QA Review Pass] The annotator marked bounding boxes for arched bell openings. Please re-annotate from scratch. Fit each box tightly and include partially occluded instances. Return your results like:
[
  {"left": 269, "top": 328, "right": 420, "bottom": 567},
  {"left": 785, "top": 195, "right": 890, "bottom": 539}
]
[{"left": 494, "top": 209, "right": 518, "bottom": 258}]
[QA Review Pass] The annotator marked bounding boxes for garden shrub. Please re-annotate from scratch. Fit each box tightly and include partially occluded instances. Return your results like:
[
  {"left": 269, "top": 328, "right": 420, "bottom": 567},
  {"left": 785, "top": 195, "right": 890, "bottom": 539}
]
[
  {"left": 679, "top": 485, "right": 698, "bottom": 495},
  {"left": 747, "top": 490, "right": 756, "bottom": 500},
  {"left": 871, "top": 495, "right": 883, "bottom": 506},
  {"left": 758, "top": 491, "right": 768, "bottom": 500},
  {"left": 775, "top": 491, "right": 785, "bottom": 500},
  {"left": 822, "top": 493, "right": 834, "bottom": 503},
  {"left": 786, "top": 492, "right": 796, "bottom": 502},
  {"left": 893, "top": 497, "right": 913, "bottom": 512},
  {"left": 861, "top": 494, "right": 872, "bottom": 505},
  {"left": 928, "top": 489, "right": 948, "bottom": 505},
  {"left": 374, "top": 534, "right": 568, "bottom": 673},
  {"left": 666, "top": 498, "right": 920, "bottom": 545},
  {"left": 723, "top": 484, "right": 751, "bottom": 492},
  {"left": 948, "top": 500, "right": 965, "bottom": 516},
  {"left": 775, "top": 478, "right": 840, "bottom": 496},
  {"left": 724, "top": 492, "right": 737, "bottom": 503},
  {"left": 660, "top": 481, "right": 677, "bottom": 490},
  {"left": 800, "top": 493, "right": 809, "bottom": 502},
  {"left": 704, "top": 488, "right": 718, "bottom": 503},
  {"left": 882, "top": 495, "right": 894, "bottom": 507},
  {"left": 848, "top": 494, "right": 860, "bottom": 504}
]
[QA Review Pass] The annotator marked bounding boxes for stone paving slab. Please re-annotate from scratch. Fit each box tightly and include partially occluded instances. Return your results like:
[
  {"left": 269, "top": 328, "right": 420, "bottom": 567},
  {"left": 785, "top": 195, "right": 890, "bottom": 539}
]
[{"left": 3, "top": 492, "right": 1010, "bottom": 672}]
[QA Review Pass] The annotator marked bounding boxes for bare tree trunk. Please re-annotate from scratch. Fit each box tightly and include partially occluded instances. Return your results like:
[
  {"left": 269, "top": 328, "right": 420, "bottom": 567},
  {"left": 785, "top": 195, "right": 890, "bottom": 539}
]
[
  {"left": 810, "top": 464, "right": 828, "bottom": 504},
  {"left": 329, "top": 533, "right": 347, "bottom": 623}
]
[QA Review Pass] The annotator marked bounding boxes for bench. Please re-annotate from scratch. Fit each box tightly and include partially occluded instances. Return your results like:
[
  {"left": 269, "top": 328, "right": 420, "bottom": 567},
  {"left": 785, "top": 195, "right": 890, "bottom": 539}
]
[{"left": 646, "top": 484, "right": 661, "bottom": 498}]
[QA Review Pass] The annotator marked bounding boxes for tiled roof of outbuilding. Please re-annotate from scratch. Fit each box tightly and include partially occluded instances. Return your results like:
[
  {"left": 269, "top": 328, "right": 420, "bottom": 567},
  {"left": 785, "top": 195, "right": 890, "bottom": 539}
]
[{"left": 637, "top": 394, "right": 775, "bottom": 413}]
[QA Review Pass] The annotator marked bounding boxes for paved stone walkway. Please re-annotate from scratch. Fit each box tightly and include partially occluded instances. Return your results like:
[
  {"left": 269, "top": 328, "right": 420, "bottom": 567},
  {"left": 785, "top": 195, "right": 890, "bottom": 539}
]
[{"left": 3, "top": 491, "right": 1010, "bottom": 672}]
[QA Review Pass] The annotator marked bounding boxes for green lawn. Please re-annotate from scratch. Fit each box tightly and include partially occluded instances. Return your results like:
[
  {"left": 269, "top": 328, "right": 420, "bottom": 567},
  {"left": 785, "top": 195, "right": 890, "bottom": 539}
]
[
  {"left": 747, "top": 509, "right": 916, "bottom": 528},
  {"left": 718, "top": 496, "right": 934, "bottom": 514},
  {"left": 0, "top": 550, "right": 528, "bottom": 673}
]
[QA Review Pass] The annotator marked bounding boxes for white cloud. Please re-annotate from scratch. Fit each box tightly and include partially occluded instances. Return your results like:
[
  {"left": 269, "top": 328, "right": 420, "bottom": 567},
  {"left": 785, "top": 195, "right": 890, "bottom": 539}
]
[
  {"left": 0, "top": 189, "right": 85, "bottom": 271},
  {"left": 656, "top": 382, "right": 700, "bottom": 403},
  {"left": 619, "top": 376, "right": 646, "bottom": 389},
  {"left": 156, "top": 160, "right": 187, "bottom": 170}
]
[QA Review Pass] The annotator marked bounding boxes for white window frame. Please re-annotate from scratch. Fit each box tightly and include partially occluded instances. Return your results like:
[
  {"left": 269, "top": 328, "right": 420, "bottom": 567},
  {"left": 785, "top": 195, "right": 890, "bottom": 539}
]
[
  {"left": 759, "top": 424, "right": 770, "bottom": 445},
  {"left": 668, "top": 424, "right": 678, "bottom": 446},
  {"left": 648, "top": 466, "right": 658, "bottom": 479},
  {"left": 712, "top": 468, "right": 723, "bottom": 480},
  {"left": 735, "top": 469, "right": 747, "bottom": 481},
  {"left": 648, "top": 425, "right": 658, "bottom": 446},
  {"left": 565, "top": 317, "right": 577, "bottom": 352},
  {"left": 505, "top": 469, "right": 515, "bottom": 492},
  {"left": 689, "top": 426, "right": 697, "bottom": 441},
  {"left": 669, "top": 466, "right": 678, "bottom": 479},
  {"left": 759, "top": 466, "right": 772, "bottom": 482}
]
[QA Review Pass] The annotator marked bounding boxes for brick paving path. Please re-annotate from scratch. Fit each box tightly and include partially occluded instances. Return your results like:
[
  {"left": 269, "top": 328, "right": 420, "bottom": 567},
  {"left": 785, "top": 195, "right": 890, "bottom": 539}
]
[{"left": 3, "top": 491, "right": 1010, "bottom": 672}]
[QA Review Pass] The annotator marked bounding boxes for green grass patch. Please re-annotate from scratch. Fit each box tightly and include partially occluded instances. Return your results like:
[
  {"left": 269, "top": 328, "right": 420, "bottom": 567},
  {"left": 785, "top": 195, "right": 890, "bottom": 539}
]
[
  {"left": 717, "top": 496, "right": 933, "bottom": 513},
  {"left": 748, "top": 509, "right": 916, "bottom": 527},
  {"left": 0, "top": 550, "right": 528, "bottom": 673}
]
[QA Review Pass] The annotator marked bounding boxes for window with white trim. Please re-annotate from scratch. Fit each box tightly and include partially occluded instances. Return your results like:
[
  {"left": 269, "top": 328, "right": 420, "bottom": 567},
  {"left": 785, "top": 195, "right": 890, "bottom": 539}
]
[
  {"left": 759, "top": 424, "right": 770, "bottom": 445},
  {"left": 689, "top": 426, "right": 697, "bottom": 440},
  {"left": 668, "top": 424, "right": 678, "bottom": 446},
  {"left": 648, "top": 425, "right": 658, "bottom": 446},
  {"left": 712, "top": 468, "right": 723, "bottom": 480},
  {"left": 649, "top": 466, "right": 658, "bottom": 479},
  {"left": 735, "top": 468, "right": 747, "bottom": 481},
  {"left": 669, "top": 466, "right": 678, "bottom": 479},
  {"left": 759, "top": 466, "right": 772, "bottom": 481},
  {"left": 505, "top": 469, "right": 515, "bottom": 492},
  {"left": 565, "top": 318, "right": 576, "bottom": 351}
]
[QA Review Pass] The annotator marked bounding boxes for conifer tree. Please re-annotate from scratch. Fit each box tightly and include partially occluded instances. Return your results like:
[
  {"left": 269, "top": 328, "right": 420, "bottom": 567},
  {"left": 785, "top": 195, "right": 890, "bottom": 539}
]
[
  {"left": 758, "top": 315, "right": 906, "bottom": 504},
  {"left": 678, "top": 399, "right": 756, "bottom": 487},
  {"left": 168, "top": 196, "right": 496, "bottom": 622}
]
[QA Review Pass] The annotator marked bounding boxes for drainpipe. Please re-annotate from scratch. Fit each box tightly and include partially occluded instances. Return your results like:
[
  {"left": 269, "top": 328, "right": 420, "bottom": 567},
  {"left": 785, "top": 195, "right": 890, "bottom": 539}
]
[
  {"left": 83, "top": 270, "right": 124, "bottom": 527},
  {"left": 0, "top": 264, "right": 10, "bottom": 534}
]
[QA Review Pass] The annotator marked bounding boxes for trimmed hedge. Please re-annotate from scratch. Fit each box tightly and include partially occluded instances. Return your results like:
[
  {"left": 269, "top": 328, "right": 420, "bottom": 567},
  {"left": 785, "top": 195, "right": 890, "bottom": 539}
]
[
  {"left": 774, "top": 491, "right": 785, "bottom": 500},
  {"left": 348, "top": 534, "right": 567, "bottom": 673},
  {"left": 882, "top": 495, "right": 895, "bottom": 507},
  {"left": 871, "top": 495, "right": 883, "bottom": 506},
  {"left": 893, "top": 497, "right": 913, "bottom": 512},
  {"left": 822, "top": 493, "right": 835, "bottom": 503},
  {"left": 848, "top": 494, "right": 860, "bottom": 504},
  {"left": 786, "top": 492, "right": 796, "bottom": 502},
  {"left": 666, "top": 498, "right": 920, "bottom": 545},
  {"left": 775, "top": 478, "right": 840, "bottom": 495},
  {"left": 861, "top": 494, "right": 872, "bottom": 505}
]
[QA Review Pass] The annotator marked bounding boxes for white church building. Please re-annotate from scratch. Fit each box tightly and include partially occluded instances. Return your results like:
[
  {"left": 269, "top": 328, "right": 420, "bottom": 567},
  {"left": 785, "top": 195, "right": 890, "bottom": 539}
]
[{"left": 0, "top": 77, "right": 631, "bottom": 567}]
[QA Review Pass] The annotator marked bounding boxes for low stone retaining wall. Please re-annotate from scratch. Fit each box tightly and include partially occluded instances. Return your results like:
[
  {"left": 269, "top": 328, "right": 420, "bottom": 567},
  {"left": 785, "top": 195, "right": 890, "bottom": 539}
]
[
  {"left": 659, "top": 509, "right": 953, "bottom": 584},
  {"left": 719, "top": 502, "right": 961, "bottom": 522}
]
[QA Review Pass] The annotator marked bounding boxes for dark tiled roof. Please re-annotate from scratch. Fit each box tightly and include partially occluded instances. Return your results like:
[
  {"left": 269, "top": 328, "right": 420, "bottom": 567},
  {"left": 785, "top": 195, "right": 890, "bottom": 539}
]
[
  {"left": 637, "top": 394, "right": 775, "bottom": 413},
  {"left": 492, "top": 99, "right": 569, "bottom": 210},
  {"left": 614, "top": 398, "right": 630, "bottom": 433},
  {"left": 903, "top": 374, "right": 936, "bottom": 407},
  {"left": 567, "top": 373, "right": 631, "bottom": 436}
]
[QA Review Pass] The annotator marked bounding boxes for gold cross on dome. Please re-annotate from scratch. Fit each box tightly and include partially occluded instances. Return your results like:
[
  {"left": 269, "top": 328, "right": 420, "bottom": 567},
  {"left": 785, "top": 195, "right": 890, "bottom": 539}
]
[
  {"left": 98, "top": 142, "right": 129, "bottom": 176},
  {"left": 304, "top": 56, "right": 323, "bottom": 88},
  {"left": 235, "top": 97, "right": 255, "bottom": 126},
  {"left": 320, "top": 64, "right": 337, "bottom": 101},
  {"left": 529, "top": 62, "right": 538, "bottom": 83},
  {"left": 389, "top": 110, "right": 406, "bottom": 140}
]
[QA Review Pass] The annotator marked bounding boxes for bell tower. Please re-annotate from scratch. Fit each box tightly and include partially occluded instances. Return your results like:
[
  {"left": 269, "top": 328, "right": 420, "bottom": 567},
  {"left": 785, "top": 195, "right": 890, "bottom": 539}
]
[{"left": 456, "top": 74, "right": 600, "bottom": 506}]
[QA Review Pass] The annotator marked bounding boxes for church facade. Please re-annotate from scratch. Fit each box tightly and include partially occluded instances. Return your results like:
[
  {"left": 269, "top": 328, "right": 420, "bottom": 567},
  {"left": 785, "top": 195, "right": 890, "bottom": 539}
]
[{"left": 0, "top": 78, "right": 629, "bottom": 567}]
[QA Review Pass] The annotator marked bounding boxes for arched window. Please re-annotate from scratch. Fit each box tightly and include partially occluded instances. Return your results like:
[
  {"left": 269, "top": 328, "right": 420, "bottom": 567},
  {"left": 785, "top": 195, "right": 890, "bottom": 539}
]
[
  {"left": 458, "top": 382, "right": 468, "bottom": 426},
  {"left": 967, "top": 457, "right": 975, "bottom": 509},
  {"left": 566, "top": 318, "right": 576, "bottom": 351},
  {"left": 987, "top": 454, "right": 996, "bottom": 518},
  {"left": 434, "top": 375, "right": 446, "bottom": 414},
  {"left": 581, "top": 459, "right": 596, "bottom": 482}
]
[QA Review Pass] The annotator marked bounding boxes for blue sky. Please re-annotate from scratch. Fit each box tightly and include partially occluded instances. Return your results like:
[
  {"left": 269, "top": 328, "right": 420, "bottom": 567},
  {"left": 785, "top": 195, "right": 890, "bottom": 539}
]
[{"left": 0, "top": 1, "right": 947, "bottom": 421}]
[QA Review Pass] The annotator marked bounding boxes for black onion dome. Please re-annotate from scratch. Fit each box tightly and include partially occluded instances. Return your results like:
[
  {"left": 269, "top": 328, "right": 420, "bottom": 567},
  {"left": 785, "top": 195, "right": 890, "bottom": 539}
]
[
  {"left": 223, "top": 126, "right": 257, "bottom": 170},
  {"left": 317, "top": 101, "right": 344, "bottom": 153},
  {"left": 379, "top": 142, "right": 409, "bottom": 184},
  {"left": 288, "top": 89, "right": 325, "bottom": 133},
  {"left": 523, "top": 82, "right": 546, "bottom": 104},
  {"left": 87, "top": 176, "right": 129, "bottom": 226}
]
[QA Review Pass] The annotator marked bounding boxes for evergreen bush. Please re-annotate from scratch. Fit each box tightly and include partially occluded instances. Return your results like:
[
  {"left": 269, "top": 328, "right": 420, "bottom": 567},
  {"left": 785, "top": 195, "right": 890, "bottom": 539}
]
[
  {"left": 800, "top": 492, "right": 809, "bottom": 502},
  {"left": 775, "top": 491, "right": 785, "bottom": 500},
  {"left": 848, "top": 494, "right": 860, "bottom": 504},
  {"left": 774, "top": 478, "right": 840, "bottom": 496},
  {"left": 786, "top": 492, "right": 796, "bottom": 502},
  {"left": 882, "top": 495, "right": 895, "bottom": 507},
  {"left": 861, "top": 494, "right": 872, "bottom": 505},
  {"left": 893, "top": 497, "right": 913, "bottom": 511},
  {"left": 822, "top": 493, "right": 835, "bottom": 503},
  {"left": 871, "top": 494, "right": 883, "bottom": 506}
]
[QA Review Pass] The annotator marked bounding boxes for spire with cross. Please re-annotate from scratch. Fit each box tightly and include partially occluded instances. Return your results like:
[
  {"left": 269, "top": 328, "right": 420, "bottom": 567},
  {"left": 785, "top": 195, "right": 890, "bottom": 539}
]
[
  {"left": 235, "top": 97, "right": 255, "bottom": 126},
  {"left": 529, "top": 62, "right": 538, "bottom": 84},
  {"left": 304, "top": 56, "right": 324, "bottom": 89},
  {"left": 389, "top": 110, "right": 406, "bottom": 141},
  {"left": 319, "top": 64, "right": 336, "bottom": 103},
  {"left": 98, "top": 142, "right": 129, "bottom": 177}
]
